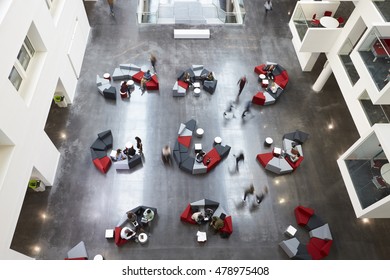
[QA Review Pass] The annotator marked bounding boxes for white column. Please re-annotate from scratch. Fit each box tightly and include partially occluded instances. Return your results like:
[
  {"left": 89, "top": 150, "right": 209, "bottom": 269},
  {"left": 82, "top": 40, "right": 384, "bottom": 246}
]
[{"left": 312, "top": 60, "right": 333, "bottom": 92}]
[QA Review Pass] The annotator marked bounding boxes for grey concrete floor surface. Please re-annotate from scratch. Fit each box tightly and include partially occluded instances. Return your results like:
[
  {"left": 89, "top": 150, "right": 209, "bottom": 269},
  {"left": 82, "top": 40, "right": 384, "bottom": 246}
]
[{"left": 11, "top": 0, "right": 390, "bottom": 260}]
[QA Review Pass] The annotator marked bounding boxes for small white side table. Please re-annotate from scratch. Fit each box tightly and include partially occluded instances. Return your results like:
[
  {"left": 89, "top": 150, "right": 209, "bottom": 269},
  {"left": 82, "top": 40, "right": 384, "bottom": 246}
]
[
  {"left": 105, "top": 229, "right": 114, "bottom": 239},
  {"left": 196, "top": 128, "right": 204, "bottom": 138},
  {"left": 93, "top": 254, "right": 104, "bottom": 260},
  {"left": 138, "top": 233, "right": 148, "bottom": 244},
  {"left": 284, "top": 225, "right": 297, "bottom": 238},
  {"left": 214, "top": 136, "right": 222, "bottom": 145},
  {"left": 265, "top": 137, "right": 273, "bottom": 146},
  {"left": 194, "top": 88, "right": 201, "bottom": 97}
]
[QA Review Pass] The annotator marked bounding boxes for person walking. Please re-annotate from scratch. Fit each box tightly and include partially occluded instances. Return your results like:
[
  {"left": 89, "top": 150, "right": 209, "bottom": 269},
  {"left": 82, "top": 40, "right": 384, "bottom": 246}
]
[
  {"left": 243, "top": 184, "right": 255, "bottom": 202},
  {"left": 256, "top": 185, "right": 269, "bottom": 205},
  {"left": 107, "top": 0, "right": 115, "bottom": 16},
  {"left": 234, "top": 151, "right": 245, "bottom": 171},
  {"left": 150, "top": 54, "right": 157, "bottom": 73},
  {"left": 264, "top": 0, "right": 272, "bottom": 14},
  {"left": 223, "top": 101, "right": 235, "bottom": 119},
  {"left": 237, "top": 75, "right": 248, "bottom": 97},
  {"left": 241, "top": 100, "right": 252, "bottom": 119}
]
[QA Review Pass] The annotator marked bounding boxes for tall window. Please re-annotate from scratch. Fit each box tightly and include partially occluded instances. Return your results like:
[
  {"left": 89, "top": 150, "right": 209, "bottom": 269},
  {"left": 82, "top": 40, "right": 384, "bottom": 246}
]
[{"left": 8, "top": 36, "right": 35, "bottom": 91}]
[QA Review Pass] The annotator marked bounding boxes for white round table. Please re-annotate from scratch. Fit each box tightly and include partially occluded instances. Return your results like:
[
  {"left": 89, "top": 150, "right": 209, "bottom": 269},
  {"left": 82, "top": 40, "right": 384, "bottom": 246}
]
[
  {"left": 320, "top": 16, "right": 339, "bottom": 28},
  {"left": 138, "top": 233, "right": 148, "bottom": 244},
  {"left": 214, "top": 136, "right": 222, "bottom": 145},
  {"left": 196, "top": 128, "right": 204, "bottom": 138},
  {"left": 381, "top": 163, "right": 390, "bottom": 183},
  {"left": 93, "top": 254, "right": 104, "bottom": 260},
  {"left": 126, "top": 80, "right": 135, "bottom": 88},
  {"left": 265, "top": 137, "right": 273, "bottom": 146},
  {"left": 259, "top": 74, "right": 266, "bottom": 79},
  {"left": 103, "top": 73, "right": 111, "bottom": 81},
  {"left": 194, "top": 88, "right": 201, "bottom": 97}
]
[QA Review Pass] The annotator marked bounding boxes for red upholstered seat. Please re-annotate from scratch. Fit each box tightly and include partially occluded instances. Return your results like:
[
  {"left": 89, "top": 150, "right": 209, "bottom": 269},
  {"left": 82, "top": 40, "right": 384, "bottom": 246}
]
[
  {"left": 178, "top": 80, "right": 189, "bottom": 90},
  {"left": 274, "top": 70, "right": 289, "bottom": 89},
  {"left": 132, "top": 71, "right": 144, "bottom": 83},
  {"left": 256, "top": 153, "right": 274, "bottom": 167},
  {"left": 203, "top": 148, "right": 221, "bottom": 171},
  {"left": 307, "top": 237, "right": 333, "bottom": 260},
  {"left": 219, "top": 216, "right": 233, "bottom": 235},
  {"left": 177, "top": 136, "right": 192, "bottom": 147},
  {"left": 114, "top": 227, "right": 129, "bottom": 246},
  {"left": 254, "top": 64, "right": 267, "bottom": 75},
  {"left": 146, "top": 75, "right": 159, "bottom": 90},
  {"left": 294, "top": 205, "right": 314, "bottom": 226},
  {"left": 180, "top": 204, "right": 196, "bottom": 224},
  {"left": 64, "top": 257, "right": 88, "bottom": 260},
  {"left": 93, "top": 156, "right": 111, "bottom": 174},
  {"left": 285, "top": 155, "right": 304, "bottom": 170},
  {"left": 252, "top": 92, "right": 266, "bottom": 106}
]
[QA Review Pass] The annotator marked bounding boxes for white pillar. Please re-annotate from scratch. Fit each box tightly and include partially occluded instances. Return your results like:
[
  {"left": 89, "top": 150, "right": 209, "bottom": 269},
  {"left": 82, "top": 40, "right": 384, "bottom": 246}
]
[{"left": 312, "top": 60, "right": 333, "bottom": 92}]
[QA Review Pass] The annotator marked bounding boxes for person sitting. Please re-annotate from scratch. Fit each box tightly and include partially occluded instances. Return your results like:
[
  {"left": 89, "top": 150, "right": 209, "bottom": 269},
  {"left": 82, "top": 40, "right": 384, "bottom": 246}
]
[
  {"left": 126, "top": 211, "right": 138, "bottom": 227},
  {"left": 183, "top": 72, "right": 193, "bottom": 86},
  {"left": 120, "top": 227, "right": 136, "bottom": 240},
  {"left": 115, "top": 149, "right": 127, "bottom": 161},
  {"left": 141, "top": 208, "right": 155, "bottom": 224},
  {"left": 140, "top": 70, "right": 152, "bottom": 91},
  {"left": 204, "top": 208, "right": 214, "bottom": 220},
  {"left": 120, "top": 81, "right": 129, "bottom": 97},
  {"left": 210, "top": 216, "right": 224, "bottom": 232},
  {"left": 191, "top": 211, "right": 205, "bottom": 224},
  {"left": 206, "top": 71, "right": 214, "bottom": 81},
  {"left": 195, "top": 151, "right": 205, "bottom": 163},
  {"left": 124, "top": 145, "right": 136, "bottom": 158},
  {"left": 289, "top": 145, "right": 300, "bottom": 163}
]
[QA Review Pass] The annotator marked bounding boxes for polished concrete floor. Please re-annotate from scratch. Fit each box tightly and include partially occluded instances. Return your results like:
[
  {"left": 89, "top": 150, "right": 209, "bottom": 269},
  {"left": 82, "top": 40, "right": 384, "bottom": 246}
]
[{"left": 11, "top": 0, "right": 390, "bottom": 260}]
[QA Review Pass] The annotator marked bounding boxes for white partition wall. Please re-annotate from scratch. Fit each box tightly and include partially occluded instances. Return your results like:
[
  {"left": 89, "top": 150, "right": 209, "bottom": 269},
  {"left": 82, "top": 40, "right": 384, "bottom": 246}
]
[
  {"left": 290, "top": 0, "right": 390, "bottom": 218},
  {"left": 0, "top": 0, "right": 90, "bottom": 259}
]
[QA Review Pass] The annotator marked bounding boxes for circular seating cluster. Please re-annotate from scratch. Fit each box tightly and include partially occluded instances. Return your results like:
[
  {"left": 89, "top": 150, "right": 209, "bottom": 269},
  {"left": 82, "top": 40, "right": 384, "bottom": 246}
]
[
  {"left": 252, "top": 63, "right": 289, "bottom": 106},
  {"left": 173, "top": 119, "right": 231, "bottom": 174},
  {"left": 114, "top": 205, "right": 158, "bottom": 247},
  {"left": 256, "top": 130, "right": 308, "bottom": 174},
  {"left": 180, "top": 198, "right": 233, "bottom": 239},
  {"left": 96, "top": 63, "right": 159, "bottom": 99},
  {"left": 173, "top": 65, "right": 217, "bottom": 97},
  {"left": 279, "top": 205, "right": 333, "bottom": 260}
]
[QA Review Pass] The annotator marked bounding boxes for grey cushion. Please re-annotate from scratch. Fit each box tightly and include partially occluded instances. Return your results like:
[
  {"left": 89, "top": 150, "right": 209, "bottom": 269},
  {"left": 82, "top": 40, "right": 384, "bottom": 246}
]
[
  {"left": 203, "top": 80, "right": 217, "bottom": 94},
  {"left": 306, "top": 214, "right": 325, "bottom": 231},
  {"left": 185, "top": 119, "right": 197, "bottom": 131},
  {"left": 214, "top": 144, "right": 231, "bottom": 158},
  {"left": 91, "top": 138, "right": 106, "bottom": 151},
  {"left": 67, "top": 241, "right": 88, "bottom": 259},
  {"left": 103, "top": 86, "right": 117, "bottom": 100},
  {"left": 90, "top": 148, "right": 107, "bottom": 159},
  {"left": 180, "top": 156, "right": 195, "bottom": 173},
  {"left": 128, "top": 154, "right": 142, "bottom": 169}
]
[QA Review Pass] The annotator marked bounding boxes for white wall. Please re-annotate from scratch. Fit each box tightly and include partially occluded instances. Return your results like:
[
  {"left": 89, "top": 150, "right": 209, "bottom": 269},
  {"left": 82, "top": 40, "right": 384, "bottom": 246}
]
[{"left": 0, "top": 0, "right": 90, "bottom": 259}]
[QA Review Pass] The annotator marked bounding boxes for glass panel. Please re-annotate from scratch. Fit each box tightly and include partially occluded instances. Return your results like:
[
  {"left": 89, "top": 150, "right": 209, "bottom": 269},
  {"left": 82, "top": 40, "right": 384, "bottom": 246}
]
[
  {"left": 360, "top": 99, "right": 390, "bottom": 125},
  {"left": 8, "top": 66, "right": 22, "bottom": 90},
  {"left": 358, "top": 28, "right": 390, "bottom": 91},
  {"left": 339, "top": 39, "right": 360, "bottom": 85},
  {"left": 345, "top": 134, "right": 390, "bottom": 209},
  {"left": 293, "top": 5, "right": 309, "bottom": 41},
  {"left": 24, "top": 36, "right": 35, "bottom": 56},
  {"left": 373, "top": 0, "right": 390, "bottom": 22},
  {"left": 17, "top": 45, "right": 31, "bottom": 71}
]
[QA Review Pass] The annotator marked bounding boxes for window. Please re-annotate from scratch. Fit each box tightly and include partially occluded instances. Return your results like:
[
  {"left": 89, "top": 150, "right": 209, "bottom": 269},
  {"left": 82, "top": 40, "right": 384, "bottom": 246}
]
[{"left": 8, "top": 36, "right": 35, "bottom": 91}]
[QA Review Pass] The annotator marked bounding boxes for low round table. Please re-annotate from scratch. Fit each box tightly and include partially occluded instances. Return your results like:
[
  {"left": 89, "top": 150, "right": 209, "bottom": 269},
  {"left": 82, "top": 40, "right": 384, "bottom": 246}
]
[
  {"left": 265, "top": 137, "right": 273, "bottom": 146},
  {"left": 214, "top": 136, "right": 222, "bottom": 145},
  {"left": 381, "top": 163, "right": 390, "bottom": 183},
  {"left": 138, "top": 233, "right": 148, "bottom": 244},
  {"left": 261, "top": 79, "right": 269, "bottom": 88},
  {"left": 103, "top": 73, "right": 111, "bottom": 81},
  {"left": 196, "top": 128, "right": 204, "bottom": 138},
  {"left": 194, "top": 88, "right": 201, "bottom": 97},
  {"left": 320, "top": 16, "right": 339, "bottom": 28},
  {"left": 258, "top": 74, "right": 266, "bottom": 82},
  {"left": 126, "top": 80, "right": 135, "bottom": 89},
  {"left": 93, "top": 254, "right": 104, "bottom": 260}
]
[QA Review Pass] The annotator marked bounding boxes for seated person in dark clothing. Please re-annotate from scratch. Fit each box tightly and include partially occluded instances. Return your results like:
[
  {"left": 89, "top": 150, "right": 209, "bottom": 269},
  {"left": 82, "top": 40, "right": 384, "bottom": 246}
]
[
  {"left": 191, "top": 211, "right": 205, "bottom": 224},
  {"left": 206, "top": 71, "right": 214, "bottom": 81},
  {"left": 124, "top": 145, "right": 136, "bottom": 158},
  {"left": 183, "top": 72, "right": 193, "bottom": 86},
  {"left": 140, "top": 70, "right": 152, "bottom": 91},
  {"left": 210, "top": 216, "right": 224, "bottom": 232}
]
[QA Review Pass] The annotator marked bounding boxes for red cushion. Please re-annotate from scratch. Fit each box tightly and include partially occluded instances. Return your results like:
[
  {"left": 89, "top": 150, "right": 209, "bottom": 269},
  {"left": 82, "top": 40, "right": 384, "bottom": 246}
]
[
  {"left": 203, "top": 148, "right": 221, "bottom": 171},
  {"left": 285, "top": 155, "right": 304, "bottom": 170},
  {"left": 252, "top": 92, "right": 265, "bottom": 106},
  {"left": 132, "top": 71, "right": 144, "bottom": 83},
  {"left": 256, "top": 153, "right": 274, "bottom": 167},
  {"left": 307, "top": 237, "right": 332, "bottom": 260},
  {"left": 294, "top": 205, "right": 314, "bottom": 226},
  {"left": 275, "top": 71, "right": 289, "bottom": 89},
  {"left": 180, "top": 204, "right": 196, "bottom": 224},
  {"left": 178, "top": 80, "right": 189, "bottom": 90},
  {"left": 254, "top": 64, "right": 267, "bottom": 75},
  {"left": 177, "top": 136, "right": 192, "bottom": 147},
  {"left": 64, "top": 257, "right": 88, "bottom": 260},
  {"left": 93, "top": 156, "right": 111, "bottom": 174},
  {"left": 219, "top": 216, "right": 233, "bottom": 234},
  {"left": 146, "top": 75, "right": 159, "bottom": 90},
  {"left": 114, "top": 227, "right": 129, "bottom": 246}
]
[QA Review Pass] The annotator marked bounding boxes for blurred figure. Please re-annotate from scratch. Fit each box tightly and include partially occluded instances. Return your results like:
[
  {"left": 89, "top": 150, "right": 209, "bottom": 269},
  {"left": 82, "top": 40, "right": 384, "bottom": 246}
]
[
  {"left": 150, "top": 53, "right": 157, "bottom": 73},
  {"left": 223, "top": 101, "right": 236, "bottom": 119},
  {"left": 135, "top": 136, "right": 143, "bottom": 155},
  {"left": 256, "top": 185, "right": 269, "bottom": 205},
  {"left": 107, "top": 0, "right": 115, "bottom": 16},
  {"left": 162, "top": 145, "right": 171, "bottom": 165},
  {"left": 234, "top": 151, "right": 245, "bottom": 171},
  {"left": 243, "top": 184, "right": 255, "bottom": 202},
  {"left": 237, "top": 75, "right": 248, "bottom": 97},
  {"left": 241, "top": 100, "right": 252, "bottom": 119}
]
